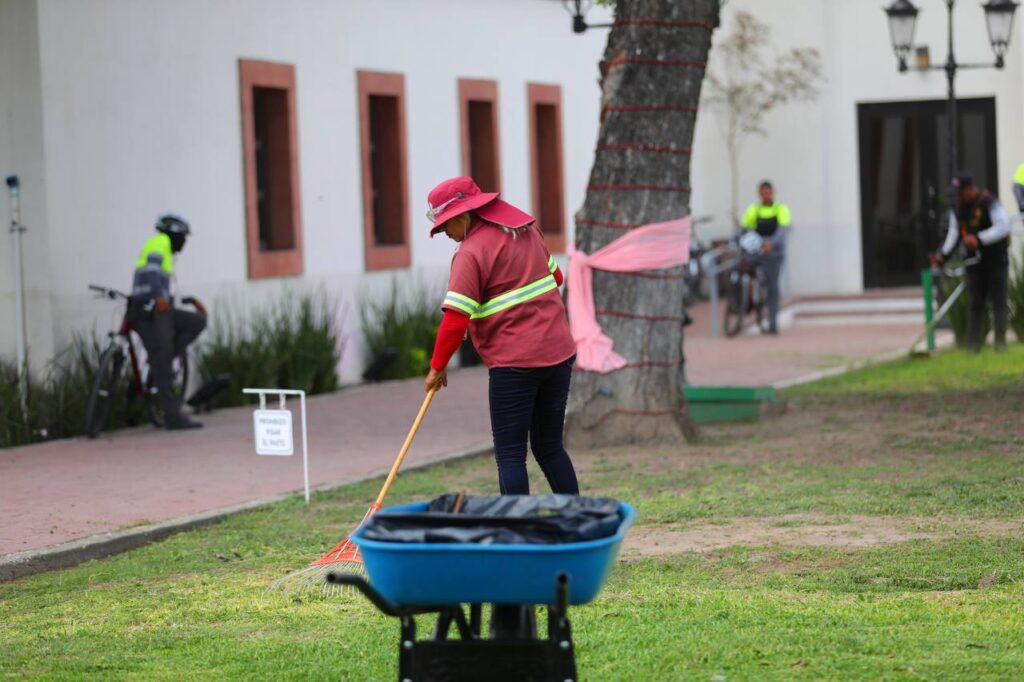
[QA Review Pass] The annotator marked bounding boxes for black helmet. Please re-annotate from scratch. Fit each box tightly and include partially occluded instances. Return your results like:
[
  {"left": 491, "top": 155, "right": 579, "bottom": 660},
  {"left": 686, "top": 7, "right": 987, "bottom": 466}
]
[{"left": 156, "top": 214, "right": 190, "bottom": 236}]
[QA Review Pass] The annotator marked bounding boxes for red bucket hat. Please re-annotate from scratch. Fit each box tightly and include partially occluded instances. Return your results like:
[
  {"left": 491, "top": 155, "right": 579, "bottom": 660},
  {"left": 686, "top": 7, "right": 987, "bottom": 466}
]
[{"left": 426, "top": 176, "right": 535, "bottom": 236}]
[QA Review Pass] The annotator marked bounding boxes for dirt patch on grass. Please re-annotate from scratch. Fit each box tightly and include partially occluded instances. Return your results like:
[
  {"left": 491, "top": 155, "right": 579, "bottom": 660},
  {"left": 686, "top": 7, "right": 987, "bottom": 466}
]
[
  {"left": 568, "top": 390, "right": 1024, "bottom": 487},
  {"left": 622, "top": 515, "right": 1024, "bottom": 557}
]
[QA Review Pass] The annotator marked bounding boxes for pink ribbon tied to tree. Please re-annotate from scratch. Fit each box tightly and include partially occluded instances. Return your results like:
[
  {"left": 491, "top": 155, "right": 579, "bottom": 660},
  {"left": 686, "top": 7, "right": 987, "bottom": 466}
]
[{"left": 566, "top": 216, "right": 692, "bottom": 373}]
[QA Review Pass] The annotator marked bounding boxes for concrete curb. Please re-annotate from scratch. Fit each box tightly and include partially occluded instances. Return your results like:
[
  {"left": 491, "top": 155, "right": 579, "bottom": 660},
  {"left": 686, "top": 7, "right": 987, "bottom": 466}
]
[{"left": 0, "top": 441, "right": 494, "bottom": 582}]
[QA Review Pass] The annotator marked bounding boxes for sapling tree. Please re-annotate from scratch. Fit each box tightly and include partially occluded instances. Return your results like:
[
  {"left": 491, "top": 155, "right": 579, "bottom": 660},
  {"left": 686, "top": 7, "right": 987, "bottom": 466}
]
[{"left": 702, "top": 10, "right": 823, "bottom": 226}]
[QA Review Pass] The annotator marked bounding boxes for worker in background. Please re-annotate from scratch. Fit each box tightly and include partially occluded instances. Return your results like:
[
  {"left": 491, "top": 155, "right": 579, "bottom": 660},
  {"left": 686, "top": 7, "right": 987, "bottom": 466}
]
[
  {"left": 931, "top": 174, "right": 1011, "bottom": 353},
  {"left": 740, "top": 180, "right": 791, "bottom": 334},
  {"left": 128, "top": 214, "right": 207, "bottom": 429}
]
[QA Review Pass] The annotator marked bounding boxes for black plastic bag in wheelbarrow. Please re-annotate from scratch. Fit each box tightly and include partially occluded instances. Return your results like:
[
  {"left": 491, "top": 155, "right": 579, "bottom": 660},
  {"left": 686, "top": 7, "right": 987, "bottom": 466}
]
[{"left": 360, "top": 494, "right": 621, "bottom": 545}]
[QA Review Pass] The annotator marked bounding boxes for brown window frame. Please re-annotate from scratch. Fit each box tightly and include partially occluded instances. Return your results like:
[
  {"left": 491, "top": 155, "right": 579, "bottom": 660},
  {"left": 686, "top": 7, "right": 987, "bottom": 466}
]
[
  {"left": 458, "top": 78, "right": 501, "bottom": 193},
  {"left": 239, "top": 59, "right": 303, "bottom": 279},
  {"left": 527, "top": 83, "right": 566, "bottom": 254},
  {"left": 358, "top": 70, "right": 410, "bottom": 271}
]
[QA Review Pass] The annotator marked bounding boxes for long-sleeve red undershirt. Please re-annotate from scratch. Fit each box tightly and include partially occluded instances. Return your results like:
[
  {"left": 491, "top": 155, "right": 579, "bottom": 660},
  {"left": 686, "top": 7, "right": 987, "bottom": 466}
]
[{"left": 430, "top": 266, "right": 563, "bottom": 371}]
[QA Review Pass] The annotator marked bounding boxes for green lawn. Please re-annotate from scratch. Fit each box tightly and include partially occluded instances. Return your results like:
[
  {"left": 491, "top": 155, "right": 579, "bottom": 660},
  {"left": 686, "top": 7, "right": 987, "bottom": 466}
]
[
  {"left": 785, "top": 342, "right": 1024, "bottom": 396},
  {"left": 2, "top": 347, "right": 1023, "bottom": 680}
]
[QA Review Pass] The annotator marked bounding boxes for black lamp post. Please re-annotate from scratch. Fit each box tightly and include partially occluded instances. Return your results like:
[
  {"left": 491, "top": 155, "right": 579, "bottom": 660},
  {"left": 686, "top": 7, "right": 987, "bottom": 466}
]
[
  {"left": 885, "top": 0, "right": 1018, "bottom": 221},
  {"left": 562, "top": 0, "right": 613, "bottom": 34}
]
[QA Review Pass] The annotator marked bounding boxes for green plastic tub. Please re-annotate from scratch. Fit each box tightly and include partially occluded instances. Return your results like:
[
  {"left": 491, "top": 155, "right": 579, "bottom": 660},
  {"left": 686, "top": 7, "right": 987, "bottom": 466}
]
[{"left": 683, "top": 385, "right": 782, "bottom": 424}]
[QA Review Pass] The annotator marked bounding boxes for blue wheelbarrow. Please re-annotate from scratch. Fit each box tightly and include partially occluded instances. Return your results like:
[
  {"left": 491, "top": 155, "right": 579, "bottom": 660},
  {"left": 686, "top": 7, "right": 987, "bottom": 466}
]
[{"left": 328, "top": 497, "right": 635, "bottom": 682}]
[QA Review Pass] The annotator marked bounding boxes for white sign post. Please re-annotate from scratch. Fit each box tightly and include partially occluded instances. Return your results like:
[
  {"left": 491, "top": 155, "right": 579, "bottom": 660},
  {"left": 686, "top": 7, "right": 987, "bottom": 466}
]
[{"left": 243, "top": 388, "right": 310, "bottom": 504}]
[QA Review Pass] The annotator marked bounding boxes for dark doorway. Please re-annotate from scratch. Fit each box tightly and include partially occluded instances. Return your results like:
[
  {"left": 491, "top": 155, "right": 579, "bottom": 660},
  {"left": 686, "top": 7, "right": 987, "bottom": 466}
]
[{"left": 857, "top": 97, "right": 998, "bottom": 288}]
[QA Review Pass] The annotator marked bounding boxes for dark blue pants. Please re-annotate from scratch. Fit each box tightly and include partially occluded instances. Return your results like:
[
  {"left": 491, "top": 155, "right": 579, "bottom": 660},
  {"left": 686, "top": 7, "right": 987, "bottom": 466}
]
[
  {"left": 966, "top": 261, "right": 1008, "bottom": 350},
  {"left": 753, "top": 252, "right": 783, "bottom": 332},
  {"left": 488, "top": 356, "right": 579, "bottom": 495}
]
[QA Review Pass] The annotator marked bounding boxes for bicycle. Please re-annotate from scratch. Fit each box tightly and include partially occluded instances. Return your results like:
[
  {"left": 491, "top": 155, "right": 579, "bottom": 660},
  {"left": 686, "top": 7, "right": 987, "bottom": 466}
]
[
  {"left": 84, "top": 285, "right": 190, "bottom": 438},
  {"left": 722, "top": 231, "right": 771, "bottom": 337}
]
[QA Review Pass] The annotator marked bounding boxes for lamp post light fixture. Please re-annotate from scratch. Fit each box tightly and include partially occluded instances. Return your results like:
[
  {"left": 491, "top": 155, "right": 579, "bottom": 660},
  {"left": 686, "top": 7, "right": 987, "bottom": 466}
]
[
  {"left": 885, "top": 0, "right": 1018, "bottom": 71},
  {"left": 562, "top": 0, "right": 613, "bottom": 34},
  {"left": 984, "top": 0, "right": 1020, "bottom": 67},
  {"left": 883, "top": 0, "right": 1017, "bottom": 232},
  {"left": 885, "top": 0, "right": 920, "bottom": 71}
]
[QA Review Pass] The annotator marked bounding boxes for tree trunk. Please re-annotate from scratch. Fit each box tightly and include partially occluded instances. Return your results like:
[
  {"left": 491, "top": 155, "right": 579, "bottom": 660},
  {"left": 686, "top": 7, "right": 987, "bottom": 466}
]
[{"left": 565, "top": 0, "right": 719, "bottom": 448}]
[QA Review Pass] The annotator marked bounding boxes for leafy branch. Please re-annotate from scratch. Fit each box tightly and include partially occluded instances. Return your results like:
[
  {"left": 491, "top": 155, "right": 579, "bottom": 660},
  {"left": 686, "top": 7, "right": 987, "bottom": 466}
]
[{"left": 702, "top": 10, "right": 824, "bottom": 225}]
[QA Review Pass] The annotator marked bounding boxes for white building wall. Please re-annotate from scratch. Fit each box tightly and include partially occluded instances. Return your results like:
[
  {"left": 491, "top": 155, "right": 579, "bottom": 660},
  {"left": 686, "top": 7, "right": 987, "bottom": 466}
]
[
  {"left": 24, "top": 0, "right": 609, "bottom": 381},
  {"left": 9, "top": 0, "right": 1020, "bottom": 380},
  {"left": 692, "top": 0, "right": 1023, "bottom": 295},
  {"left": 0, "top": 0, "right": 56, "bottom": 371}
]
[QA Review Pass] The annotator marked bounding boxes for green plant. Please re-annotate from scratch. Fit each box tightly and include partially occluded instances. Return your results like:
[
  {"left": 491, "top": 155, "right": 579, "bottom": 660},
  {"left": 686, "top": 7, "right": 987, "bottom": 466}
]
[
  {"left": 937, "top": 261, "right": 991, "bottom": 348},
  {"left": 196, "top": 291, "right": 343, "bottom": 408},
  {"left": 360, "top": 279, "right": 442, "bottom": 381},
  {"left": 0, "top": 334, "right": 147, "bottom": 448},
  {"left": 0, "top": 359, "right": 34, "bottom": 447},
  {"left": 1009, "top": 244, "right": 1024, "bottom": 342}
]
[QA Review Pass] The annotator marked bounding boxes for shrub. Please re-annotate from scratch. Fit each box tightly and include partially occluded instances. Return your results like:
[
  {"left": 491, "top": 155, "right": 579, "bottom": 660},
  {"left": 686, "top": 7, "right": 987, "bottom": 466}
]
[
  {"left": 1, "top": 292, "right": 343, "bottom": 448},
  {"left": 36, "top": 334, "right": 113, "bottom": 440},
  {"left": 360, "top": 279, "right": 442, "bottom": 381},
  {"left": 0, "top": 359, "right": 34, "bottom": 448},
  {"left": 196, "top": 291, "right": 343, "bottom": 408},
  {"left": 0, "top": 334, "right": 146, "bottom": 448},
  {"left": 937, "top": 259, "right": 991, "bottom": 349},
  {"left": 1009, "top": 244, "right": 1024, "bottom": 342}
]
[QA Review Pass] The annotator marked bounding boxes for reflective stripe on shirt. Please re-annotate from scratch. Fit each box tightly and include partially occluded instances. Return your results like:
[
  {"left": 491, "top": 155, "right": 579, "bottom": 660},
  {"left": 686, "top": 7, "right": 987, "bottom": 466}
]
[
  {"left": 443, "top": 291, "right": 481, "bottom": 316},
  {"left": 472, "top": 274, "right": 558, "bottom": 320},
  {"left": 444, "top": 272, "right": 559, "bottom": 320}
]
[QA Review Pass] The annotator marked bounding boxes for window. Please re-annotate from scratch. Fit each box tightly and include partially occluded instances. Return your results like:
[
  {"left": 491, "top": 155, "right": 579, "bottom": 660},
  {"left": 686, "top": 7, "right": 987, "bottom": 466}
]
[
  {"left": 527, "top": 83, "right": 565, "bottom": 253},
  {"left": 239, "top": 59, "right": 303, "bottom": 278},
  {"left": 458, "top": 79, "right": 501, "bottom": 192},
  {"left": 358, "top": 71, "right": 410, "bottom": 271}
]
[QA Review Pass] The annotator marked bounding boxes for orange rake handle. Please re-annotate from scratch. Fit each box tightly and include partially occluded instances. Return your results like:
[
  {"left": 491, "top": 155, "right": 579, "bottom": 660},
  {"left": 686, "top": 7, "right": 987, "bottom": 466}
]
[{"left": 374, "top": 387, "right": 438, "bottom": 507}]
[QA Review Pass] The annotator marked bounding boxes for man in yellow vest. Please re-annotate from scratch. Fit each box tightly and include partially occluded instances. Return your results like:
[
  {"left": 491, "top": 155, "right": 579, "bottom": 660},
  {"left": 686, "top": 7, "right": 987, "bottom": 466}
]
[
  {"left": 740, "top": 180, "right": 791, "bottom": 334},
  {"left": 128, "top": 214, "right": 206, "bottom": 430},
  {"left": 1013, "top": 162, "right": 1024, "bottom": 215}
]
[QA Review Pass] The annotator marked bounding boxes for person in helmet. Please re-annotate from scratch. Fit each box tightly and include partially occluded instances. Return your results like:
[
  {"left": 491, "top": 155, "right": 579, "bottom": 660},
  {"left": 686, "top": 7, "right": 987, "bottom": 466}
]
[{"left": 128, "top": 214, "right": 207, "bottom": 430}]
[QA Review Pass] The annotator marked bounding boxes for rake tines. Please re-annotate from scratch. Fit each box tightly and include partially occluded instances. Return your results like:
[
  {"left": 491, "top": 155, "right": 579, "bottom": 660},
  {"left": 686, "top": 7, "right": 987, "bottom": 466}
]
[
  {"left": 269, "top": 388, "right": 437, "bottom": 598},
  {"left": 270, "top": 506, "right": 378, "bottom": 597}
]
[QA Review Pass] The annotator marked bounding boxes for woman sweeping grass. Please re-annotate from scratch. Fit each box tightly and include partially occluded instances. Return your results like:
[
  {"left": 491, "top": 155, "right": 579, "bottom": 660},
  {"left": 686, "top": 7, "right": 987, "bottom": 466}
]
[{"left": 423, "top": 176, "right": 579, "bottom": 495}]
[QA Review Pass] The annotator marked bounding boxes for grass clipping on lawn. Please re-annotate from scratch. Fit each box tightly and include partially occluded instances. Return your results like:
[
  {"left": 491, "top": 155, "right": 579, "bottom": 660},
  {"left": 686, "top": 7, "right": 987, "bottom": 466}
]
[{"left": 2, "top": 346, "right": 1024, "bottom": 679}]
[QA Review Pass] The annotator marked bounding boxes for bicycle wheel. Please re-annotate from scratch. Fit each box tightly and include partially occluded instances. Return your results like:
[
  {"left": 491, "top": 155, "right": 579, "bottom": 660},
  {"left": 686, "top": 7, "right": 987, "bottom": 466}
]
[
  {"left": 145, "top": 352, "right": 190, "bottom": 428},
  {"left": 85, "top": 344, "right": 125, "bottom": 438},
  {"left": 723, "top": 274, "right": 747, "bottom": 337}
]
